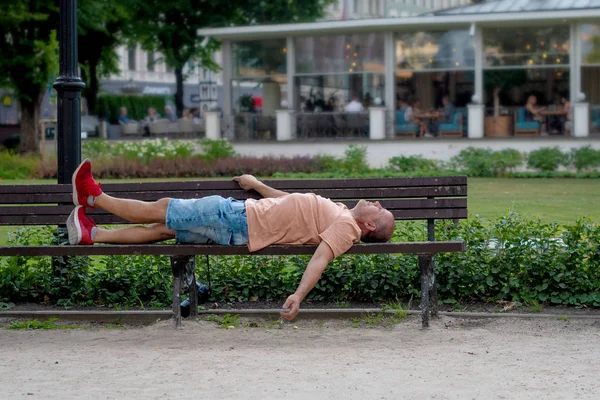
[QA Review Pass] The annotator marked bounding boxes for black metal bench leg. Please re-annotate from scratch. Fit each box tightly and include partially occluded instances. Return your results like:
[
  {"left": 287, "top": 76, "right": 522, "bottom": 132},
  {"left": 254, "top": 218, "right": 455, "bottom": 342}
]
[
  {"left": 170, "top": 256, "right": 183, "bottom": 328},
  {"left": 186, "top": 256, "right": 198, "bottom": 318},
  {"left": 419, "top": 255, "right": 432, "bottom": 329},
  {"left": 429, "top": 256, "right": 438, "bottom": 319}
]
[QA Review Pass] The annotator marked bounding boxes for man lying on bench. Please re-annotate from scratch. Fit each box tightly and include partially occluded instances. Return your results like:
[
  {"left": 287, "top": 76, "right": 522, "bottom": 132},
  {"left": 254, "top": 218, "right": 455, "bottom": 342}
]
[{"left": 67, "top": 159, "right": 395, "bottom": 321}]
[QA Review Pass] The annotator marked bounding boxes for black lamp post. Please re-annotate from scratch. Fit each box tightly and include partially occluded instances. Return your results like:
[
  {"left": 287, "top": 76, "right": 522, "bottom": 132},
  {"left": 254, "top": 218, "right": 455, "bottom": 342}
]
[{"left": 53, "top": 0, "right": 85, "bottom": 185}]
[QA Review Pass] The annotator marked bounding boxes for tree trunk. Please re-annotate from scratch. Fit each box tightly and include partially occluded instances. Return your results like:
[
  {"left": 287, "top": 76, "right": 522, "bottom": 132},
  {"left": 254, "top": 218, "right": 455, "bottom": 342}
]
[
  {"left": 81, "top": 61, "right": 100, "bottom": 115},
  {"left": 87, "top": 62, "right": 99, "bottom": 115},
  {"left": 19, "top": 97, "right": 41, "bottom": 155},
  {"left": 175, "top": 66, "right": 184, "bottom": 118},
  {"left": 493, "top": 87, "right": 501, "bottom": 117}
]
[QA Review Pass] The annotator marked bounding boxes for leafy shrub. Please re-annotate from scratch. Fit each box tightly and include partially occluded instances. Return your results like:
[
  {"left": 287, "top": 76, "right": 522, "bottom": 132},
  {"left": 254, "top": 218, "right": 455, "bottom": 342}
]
[
  {"left": 527, "top": 147, "right": 569, "bottom": 172},
  {"left": 341, "top": 145, "right": 370, "bottom": 175},
  {"left": 314, "top": 145, "right": 370, "bottom": 176},
  {"left": 571, "top": 146, "right": 600, "bottom": 172},
  {"left": 88, "top": 254, "right": 172, "bottom": 307},
  {"left": 0, "top": 226, "right": 89, "bottom": 306},
  {"left": 83, "top": 138, "right": 194, "bottom": 164},
  {"left": 0, "top": 150, "right": 40, "bottom": 179},
  {"left": 490, "top": 149, "right": 523, "bottom": 176},
  {"left": 96, "top": 94, "right": 166, "bottom": 124},
  {"left": 198, "top": 138, "right": 237, "bottom": 162},
  {"left": 388, "top": 155, "right": 439, "bottom": 172},
  {"left": 451, "top": 147, "right": 496, "bottom": 177},
  {"left": 3, "top": 213, "right": 599, "bottom": 309}
]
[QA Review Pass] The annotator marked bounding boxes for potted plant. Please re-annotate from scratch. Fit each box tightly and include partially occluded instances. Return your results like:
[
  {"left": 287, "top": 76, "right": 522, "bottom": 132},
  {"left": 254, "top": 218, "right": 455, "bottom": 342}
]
[{"left": 484, "top": 70, "right": 528, "bottom": 136}]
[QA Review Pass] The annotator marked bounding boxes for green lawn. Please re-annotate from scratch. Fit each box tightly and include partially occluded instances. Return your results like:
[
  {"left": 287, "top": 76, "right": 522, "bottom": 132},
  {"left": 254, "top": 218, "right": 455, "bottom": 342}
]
[
  {"left": 468, "top": 178, "right": 600, "bottom": 224},
  {"left": 1, "top": 178, "right": 599, "bottom": 245}
]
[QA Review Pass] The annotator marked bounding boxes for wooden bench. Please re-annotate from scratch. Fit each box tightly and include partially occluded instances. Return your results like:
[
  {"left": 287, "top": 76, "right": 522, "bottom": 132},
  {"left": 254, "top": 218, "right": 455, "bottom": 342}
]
[{"left": 0, "top": 176, "right": 467, "bottom": 328}]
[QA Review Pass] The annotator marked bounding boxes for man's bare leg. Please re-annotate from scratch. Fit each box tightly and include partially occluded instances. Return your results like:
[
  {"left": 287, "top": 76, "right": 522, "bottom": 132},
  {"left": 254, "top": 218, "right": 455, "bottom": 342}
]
[
  {"left": 94, "top": 223, "right": 175, "bottom": 244},
  {"left": 95, "top": 193, "right": 170, "bottom": 224}
]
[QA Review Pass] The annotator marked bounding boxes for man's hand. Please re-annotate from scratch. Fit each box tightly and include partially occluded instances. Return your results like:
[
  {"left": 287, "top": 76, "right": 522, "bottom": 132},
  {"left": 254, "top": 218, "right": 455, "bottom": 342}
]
[
  {"left": 281, "top": 294, "right": 301, "bottom": 321},
  {"left": 232, "top": 174, "right": 260, "bottom": 191}
]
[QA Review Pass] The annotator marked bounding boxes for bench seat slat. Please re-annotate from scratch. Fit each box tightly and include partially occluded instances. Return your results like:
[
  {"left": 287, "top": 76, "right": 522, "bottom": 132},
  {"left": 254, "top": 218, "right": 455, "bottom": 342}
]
[
  {"left": 0, "top": 176, "right": 468, "bottom": 194},
  {"left": 0, "top": 186, "right": 467, "bottom": 205},
  {"left": 0, "top": 241, "right": 465, "bottom": 257}
]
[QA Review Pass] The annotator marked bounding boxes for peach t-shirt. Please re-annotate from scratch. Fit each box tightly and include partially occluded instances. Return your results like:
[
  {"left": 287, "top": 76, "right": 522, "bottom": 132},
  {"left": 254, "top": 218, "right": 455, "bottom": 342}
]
[{"left": 245, "top": 193, "right": 361, "bottom": 257}]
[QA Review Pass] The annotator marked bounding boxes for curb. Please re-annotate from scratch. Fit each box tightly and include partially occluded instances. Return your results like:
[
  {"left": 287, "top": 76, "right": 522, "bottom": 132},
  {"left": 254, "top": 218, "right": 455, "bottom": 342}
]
[{"left": 1, "top": 308, "right": 600, "bottom": 323}]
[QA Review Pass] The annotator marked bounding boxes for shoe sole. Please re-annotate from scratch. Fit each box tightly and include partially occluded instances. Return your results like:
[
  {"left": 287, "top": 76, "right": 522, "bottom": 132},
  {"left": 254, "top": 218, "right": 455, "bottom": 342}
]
[
  {"left": 72, "top": 159, "right": 89, "bottom": 206},
  {"left": 67, "top": 207, "right": 83, "bottom": 245}
]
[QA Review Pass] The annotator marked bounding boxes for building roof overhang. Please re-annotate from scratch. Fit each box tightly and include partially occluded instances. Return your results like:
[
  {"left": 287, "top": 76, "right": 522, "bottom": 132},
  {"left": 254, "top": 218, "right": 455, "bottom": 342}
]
[{"left": 198, "top": 8, "right": 600, "bottom": 41}]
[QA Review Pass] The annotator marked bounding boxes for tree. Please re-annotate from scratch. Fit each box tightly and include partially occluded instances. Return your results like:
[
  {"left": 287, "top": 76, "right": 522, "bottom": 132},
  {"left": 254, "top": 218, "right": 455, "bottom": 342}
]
[
  {"left": 127, "top": 0, "right": 335, "bottom": 117},
  {"left": 0, "top": 1, "right": 59, "bottom": 154},
  {"left": 78, "top": 0, "right": 133, "bottom": 115},
  {"left": 484, "top": 70, "right": 528, "bottom": 116}
]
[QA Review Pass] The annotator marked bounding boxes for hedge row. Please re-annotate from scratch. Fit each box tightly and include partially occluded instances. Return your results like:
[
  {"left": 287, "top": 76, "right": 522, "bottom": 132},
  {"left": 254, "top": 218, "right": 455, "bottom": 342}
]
[
  {"left": 2, "top": 141, "right": 600, "bottom": 180},
  {"left": 1, "top": 213, "right": 598, "bottom": 309}
]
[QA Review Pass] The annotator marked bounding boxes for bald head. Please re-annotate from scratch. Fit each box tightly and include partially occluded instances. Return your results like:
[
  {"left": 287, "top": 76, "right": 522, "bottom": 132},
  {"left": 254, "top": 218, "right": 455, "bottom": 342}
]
[{"left": 362, "top": 210, "right": 394, "bottom": 243}]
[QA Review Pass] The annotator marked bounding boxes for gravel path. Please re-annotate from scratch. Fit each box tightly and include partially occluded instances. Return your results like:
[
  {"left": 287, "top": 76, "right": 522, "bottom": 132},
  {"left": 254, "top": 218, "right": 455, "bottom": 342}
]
[{"left": 1, "top": 315, "right": 599, "bottom": 399}]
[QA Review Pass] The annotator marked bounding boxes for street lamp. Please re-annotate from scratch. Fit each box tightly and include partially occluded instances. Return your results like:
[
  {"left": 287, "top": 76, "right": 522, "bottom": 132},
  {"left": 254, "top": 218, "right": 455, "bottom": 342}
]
[{"left": 53, "top": 0, "right": 85, "bottom": 185}]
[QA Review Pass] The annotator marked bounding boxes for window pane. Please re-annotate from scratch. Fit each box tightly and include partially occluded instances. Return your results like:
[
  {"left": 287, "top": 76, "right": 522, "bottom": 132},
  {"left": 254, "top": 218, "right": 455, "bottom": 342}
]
[
  {"left": 233, "top": 39, "right": 287, "bottom": 77},
  {"left": 582, "top": 24, "right": 600, "bottom": 65},
  {"left": 128, "top": 48, "right": 136, "bottom": 71},
  {"left": 396, "top": 71, "right": 474, "bottom": 109},
  {"left": 147, "top": 52, "right": 155, "bottom": 72},
  {"left": 295, "top": 73, "right": 384, "bottom": 112},
  {"left": 483, "top": 26, "right": 569, "bottom": 67},
  {"left": 395, "top": 30, "right": 474, "bottom": 70},
  {"left": 296, "top": 34, "right": 384, "bottom": 74}
]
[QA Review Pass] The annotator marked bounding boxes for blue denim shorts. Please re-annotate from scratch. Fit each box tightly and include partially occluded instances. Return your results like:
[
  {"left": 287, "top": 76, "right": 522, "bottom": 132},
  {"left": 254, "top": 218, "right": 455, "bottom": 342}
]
[{"left": 165, "top": 196, "right": 249, "bottom": 245}]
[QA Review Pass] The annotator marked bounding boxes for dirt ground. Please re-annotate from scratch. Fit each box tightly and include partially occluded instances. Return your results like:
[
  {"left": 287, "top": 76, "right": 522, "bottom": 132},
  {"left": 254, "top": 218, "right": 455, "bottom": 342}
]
[{"left": 1, "top": 315, "right": 599, "bottom": 400}]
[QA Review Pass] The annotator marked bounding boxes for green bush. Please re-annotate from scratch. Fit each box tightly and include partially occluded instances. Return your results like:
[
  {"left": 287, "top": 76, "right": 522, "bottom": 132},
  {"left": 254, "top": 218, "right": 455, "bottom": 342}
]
[
  {"left": 387, "top": 155, "right": 439, "bottom": 172},
  {"left": 490, "top": 149, "right": 523, "bottom": 176},
  {"left": 571, "top": 146, "right": 600, "bottom": 172},
  {"left": 341, "top": 144, "right": 371, "bottom": 175},
  {"left": 2, "top": 213, "right": 600, "bottom": 308},
  {"left": 198, "top": 138, "right": 237, "bottom": 162},
  {"left": 96, "top": 94, "right": 167, "bottom": 124},
  {"left": 313, "top": 145, "right": 371, "bottom": 176},
  {"left": 0, "top": 150, "right": 40, "bottom": 179},
  {"left": 451, "top": 147, "right": 496, "bottom": 177},
  {"left": 527, "top": 147, "right": 569, "bottom": 172}
]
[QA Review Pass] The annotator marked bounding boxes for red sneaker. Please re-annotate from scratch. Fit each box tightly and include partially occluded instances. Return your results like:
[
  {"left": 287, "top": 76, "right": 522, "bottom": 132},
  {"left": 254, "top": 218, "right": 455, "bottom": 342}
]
[
  {"left": 72, "top": 158, "right": 102, "bottom": 209},
  {"left": 67, "top": 206, "right": 96, "bottom": 245}
]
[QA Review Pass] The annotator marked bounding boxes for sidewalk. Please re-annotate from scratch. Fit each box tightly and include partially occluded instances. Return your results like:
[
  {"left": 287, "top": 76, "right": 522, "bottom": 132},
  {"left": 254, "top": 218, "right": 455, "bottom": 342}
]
[{"left": 1, "top": 315, "right": 599, "bottom": 399}]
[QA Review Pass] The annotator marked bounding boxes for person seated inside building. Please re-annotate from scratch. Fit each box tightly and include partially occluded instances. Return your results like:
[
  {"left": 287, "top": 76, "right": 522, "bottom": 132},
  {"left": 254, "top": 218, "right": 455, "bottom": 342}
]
[
  {"left": 525, "top": 94, "right": 547, "bottom": 134},
  {"left": 118, "top": 107, "right": 134, "bottom": 124},
  {"left": 561, "top": 94, "right": 572, "bottom": 135},
  {"left": 345, "top": 94, "right": 365, "bottom": 113},
  {"left": 164, "top": 105, "right": 177, "bottom": 122},
  {"left": 406, "top": 98, "right": 428, "bottom": 137},
  {"left": 432, "top": 94, "right": 455, "bottom": 136}
]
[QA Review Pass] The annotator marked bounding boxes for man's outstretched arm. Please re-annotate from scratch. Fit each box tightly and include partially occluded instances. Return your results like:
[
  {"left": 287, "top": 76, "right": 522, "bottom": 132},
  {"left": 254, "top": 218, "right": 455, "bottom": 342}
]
[
  {"left": 233, "top": 174, "right": 289, "bottom": 198},
  {"left": 280, "top": 241, "right": 335, "bottom": 321}
]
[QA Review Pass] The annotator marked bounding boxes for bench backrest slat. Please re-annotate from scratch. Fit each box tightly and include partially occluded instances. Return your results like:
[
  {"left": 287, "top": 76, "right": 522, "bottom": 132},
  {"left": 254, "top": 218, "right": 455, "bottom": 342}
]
[
  {"left": 0, "top": 176, "right": 467, "bottom": 194},
  {"left": 0, "top": 186, "right": 467, "bottom": 205}
]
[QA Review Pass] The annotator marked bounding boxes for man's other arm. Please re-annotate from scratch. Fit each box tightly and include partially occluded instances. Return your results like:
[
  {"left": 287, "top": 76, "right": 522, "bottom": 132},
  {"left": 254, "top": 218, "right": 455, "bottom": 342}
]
[
  {"left": 233, "top": 174, "right": 289, "bottom": 198},
  {"left": 280, "top": 241, "right": 335, "bottom": 321}
]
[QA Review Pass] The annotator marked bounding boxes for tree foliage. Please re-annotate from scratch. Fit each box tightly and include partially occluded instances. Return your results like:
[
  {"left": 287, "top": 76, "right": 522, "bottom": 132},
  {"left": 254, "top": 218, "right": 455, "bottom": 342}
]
[
  {"left": 128, "top": 0, "right": 335, "bottom": 116},
  {"left": 78, "top": 0, "right": 134, "bottom": 114},
  {"left": 0, "top": 0, "right": 59, "bottom": 153}
]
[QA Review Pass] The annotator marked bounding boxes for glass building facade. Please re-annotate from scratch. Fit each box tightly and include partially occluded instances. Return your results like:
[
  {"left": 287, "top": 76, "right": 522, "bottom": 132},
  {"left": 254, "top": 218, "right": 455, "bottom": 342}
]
[{"left": 207, "top": 1, "right": 600, "bottom": 138}]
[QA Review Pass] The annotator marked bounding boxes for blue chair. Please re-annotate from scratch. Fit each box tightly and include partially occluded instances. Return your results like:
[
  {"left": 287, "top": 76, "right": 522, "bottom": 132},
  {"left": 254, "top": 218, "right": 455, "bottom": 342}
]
[
  {"left": 514, "top": 108, "right": 541, "bottom": 136},
  {"left": 438, "top": 111, "right": 463, "bottom": 138},
  {"left": 395, "top": 111, "right": 420, "bottom": 137},
  {"left": 592, "top": 107, "right": 600, "bottom": 130}
]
